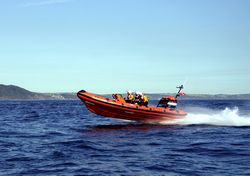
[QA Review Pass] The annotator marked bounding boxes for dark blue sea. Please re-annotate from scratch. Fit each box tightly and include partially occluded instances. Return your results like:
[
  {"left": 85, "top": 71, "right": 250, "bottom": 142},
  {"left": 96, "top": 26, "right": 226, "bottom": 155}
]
[{"left": 1, "top": 99, "right": 250, "bottom": 176}]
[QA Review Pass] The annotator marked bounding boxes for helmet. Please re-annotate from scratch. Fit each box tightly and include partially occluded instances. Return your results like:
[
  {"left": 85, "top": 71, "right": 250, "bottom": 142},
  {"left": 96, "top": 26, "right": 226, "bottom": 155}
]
[
  {"left": 127, "top": 90, "right": 132, "bottom": 94},
  {"left": 137, "top": 91, "right": 143, "bottom": 96}
]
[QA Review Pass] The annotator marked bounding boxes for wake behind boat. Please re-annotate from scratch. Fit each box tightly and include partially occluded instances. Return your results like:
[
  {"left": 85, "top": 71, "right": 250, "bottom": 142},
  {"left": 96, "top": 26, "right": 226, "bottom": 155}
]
[{"left": 77, "top": 86, "right": 187, "bottom": 123}]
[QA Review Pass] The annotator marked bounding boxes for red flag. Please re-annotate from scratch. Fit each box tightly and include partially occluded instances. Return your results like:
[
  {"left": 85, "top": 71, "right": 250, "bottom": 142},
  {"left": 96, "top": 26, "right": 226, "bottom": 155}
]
[{"left": 179, "top": 90, "right": 186, "bottom": 96}]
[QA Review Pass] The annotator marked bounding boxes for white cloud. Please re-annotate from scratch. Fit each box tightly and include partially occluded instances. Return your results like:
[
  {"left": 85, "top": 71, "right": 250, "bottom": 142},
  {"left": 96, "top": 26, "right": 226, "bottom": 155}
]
[{"left": 23, "top": 0, "right": 73, "bottom": 7}]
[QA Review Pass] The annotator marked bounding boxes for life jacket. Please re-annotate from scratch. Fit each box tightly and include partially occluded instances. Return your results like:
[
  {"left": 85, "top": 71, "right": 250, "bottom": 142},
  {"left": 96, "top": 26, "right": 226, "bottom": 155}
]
[
  {"left": 127, "top": 94, "right": 134, "bottom": 101},
  {"left": 142, "top": 95, "right": 148, "bottom": 102}
]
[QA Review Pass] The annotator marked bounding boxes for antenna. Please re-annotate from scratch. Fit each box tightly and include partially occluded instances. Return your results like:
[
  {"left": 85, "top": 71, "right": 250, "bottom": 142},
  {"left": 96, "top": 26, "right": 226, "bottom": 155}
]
[{"left": 175, "top": 85, "right": 184, "bottom": 98}]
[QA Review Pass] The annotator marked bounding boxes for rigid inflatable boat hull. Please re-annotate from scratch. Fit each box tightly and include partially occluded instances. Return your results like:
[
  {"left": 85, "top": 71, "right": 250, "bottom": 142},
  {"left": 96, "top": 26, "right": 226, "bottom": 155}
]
[{"left": 77, "top": 90, "right": 187, "bottom": 123}]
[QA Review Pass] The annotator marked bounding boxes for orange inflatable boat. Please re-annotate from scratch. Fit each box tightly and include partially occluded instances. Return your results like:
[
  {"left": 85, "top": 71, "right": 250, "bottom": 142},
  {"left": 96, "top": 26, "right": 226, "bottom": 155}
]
[{"left": 77, "top": 86, "right": 187, "bottom": 123}]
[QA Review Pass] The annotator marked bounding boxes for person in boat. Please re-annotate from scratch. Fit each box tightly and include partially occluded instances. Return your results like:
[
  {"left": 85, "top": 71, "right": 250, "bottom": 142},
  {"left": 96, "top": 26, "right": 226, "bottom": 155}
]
[
  {"left": 138, "top": 93, "right": 148, "bottom": 106},
  {"left": 134, "top": 91, "right": 141, "bottom": 105},
  {"left": 126, "top": 90, "right": 134, "bottom": 103},
  {"left": 135, "top": 92, "right": 148, "bottom": 106},
  {"left": 141, "top": 94, "right": 149, "bottom": 106}
]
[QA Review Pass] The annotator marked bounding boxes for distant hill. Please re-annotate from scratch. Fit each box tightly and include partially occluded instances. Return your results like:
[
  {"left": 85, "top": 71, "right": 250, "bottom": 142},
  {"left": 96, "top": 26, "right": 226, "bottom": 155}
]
[
  {"left": 0, "top": 84, "right": 76, "bottom": 100},
  {"left": 0, "top": 84, "right": 250, "bottom": 100}
]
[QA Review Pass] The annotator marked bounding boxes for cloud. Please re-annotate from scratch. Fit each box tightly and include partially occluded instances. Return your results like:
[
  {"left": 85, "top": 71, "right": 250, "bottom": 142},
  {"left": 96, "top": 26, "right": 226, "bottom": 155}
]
[{"left": 23, "top": 0, "right": 73, "bottom": 7}]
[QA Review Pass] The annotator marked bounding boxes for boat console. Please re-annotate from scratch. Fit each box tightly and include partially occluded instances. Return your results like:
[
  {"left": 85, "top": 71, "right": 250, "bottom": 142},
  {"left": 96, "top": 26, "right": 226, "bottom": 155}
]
[{"left": 157, "top": 96, "right": 177, "bottom": 109}]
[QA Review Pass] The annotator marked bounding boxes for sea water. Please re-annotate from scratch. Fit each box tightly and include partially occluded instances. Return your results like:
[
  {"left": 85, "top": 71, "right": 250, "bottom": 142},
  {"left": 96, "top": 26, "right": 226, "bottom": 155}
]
[{"left": 0, "top": 100, "right": 250, "bottom": 175}]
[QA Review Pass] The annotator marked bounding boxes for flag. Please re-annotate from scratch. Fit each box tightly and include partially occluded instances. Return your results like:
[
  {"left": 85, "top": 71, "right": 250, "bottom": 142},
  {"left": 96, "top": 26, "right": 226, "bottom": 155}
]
[{"left": 178, "top": 90, "right": 186, "bottom": 96}]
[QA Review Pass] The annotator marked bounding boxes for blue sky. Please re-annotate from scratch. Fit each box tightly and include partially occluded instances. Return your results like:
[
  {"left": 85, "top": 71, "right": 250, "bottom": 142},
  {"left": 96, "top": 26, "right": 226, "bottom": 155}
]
[{"left": 0, "top": 0, "right": 249, "bottom": 94}]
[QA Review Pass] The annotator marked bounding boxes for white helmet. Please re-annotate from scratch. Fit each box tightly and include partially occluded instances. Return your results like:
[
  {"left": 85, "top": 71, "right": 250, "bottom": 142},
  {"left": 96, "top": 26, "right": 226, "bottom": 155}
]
[
  {"left": 127, "top": 90, "right": 132, "bottom": 94},
  {"left": 136, "top": 91, "right": 143, "bottom": 96}
]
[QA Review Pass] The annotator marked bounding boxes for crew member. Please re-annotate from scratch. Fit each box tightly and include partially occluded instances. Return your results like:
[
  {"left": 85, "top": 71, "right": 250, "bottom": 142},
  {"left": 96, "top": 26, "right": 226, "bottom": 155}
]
[
  {"left": 136, "top": 92, "right": 144, "bottom": 106},
  {"left": 126, "top": 90, "right": 134, "bottom": 103},
  {"left": 134, "top": 91, "right": 141, "bottom": 104},
  {"left": 142, "top": 94, "right": 149, "bottom": 106}
]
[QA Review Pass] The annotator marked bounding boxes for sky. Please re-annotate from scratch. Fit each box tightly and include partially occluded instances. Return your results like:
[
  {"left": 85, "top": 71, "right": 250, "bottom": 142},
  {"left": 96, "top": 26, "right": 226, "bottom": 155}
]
[{"left": 0, "top": 0, "right": 250, "bottom": 94}]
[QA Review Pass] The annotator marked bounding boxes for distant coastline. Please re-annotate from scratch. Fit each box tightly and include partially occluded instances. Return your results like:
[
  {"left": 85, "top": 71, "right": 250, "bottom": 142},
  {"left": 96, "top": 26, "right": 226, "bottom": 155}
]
[
  {"left": 0, "top": 84, "right": 77, "bottom": 100},
  {"left": 0, "top": 84, "right": 250, "bottom": 100}
]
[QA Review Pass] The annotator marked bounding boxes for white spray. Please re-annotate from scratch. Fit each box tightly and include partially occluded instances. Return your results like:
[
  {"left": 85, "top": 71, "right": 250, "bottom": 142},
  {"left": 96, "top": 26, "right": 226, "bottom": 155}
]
[{"left": 161, "top": 107, "right": 250, "bottom": 126}]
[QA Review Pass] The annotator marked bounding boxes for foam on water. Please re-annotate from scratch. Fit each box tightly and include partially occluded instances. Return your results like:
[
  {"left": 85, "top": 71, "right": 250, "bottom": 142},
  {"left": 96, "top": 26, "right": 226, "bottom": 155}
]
[{"left": 162, "top": 107, "right": 250, "bottom": 126}]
